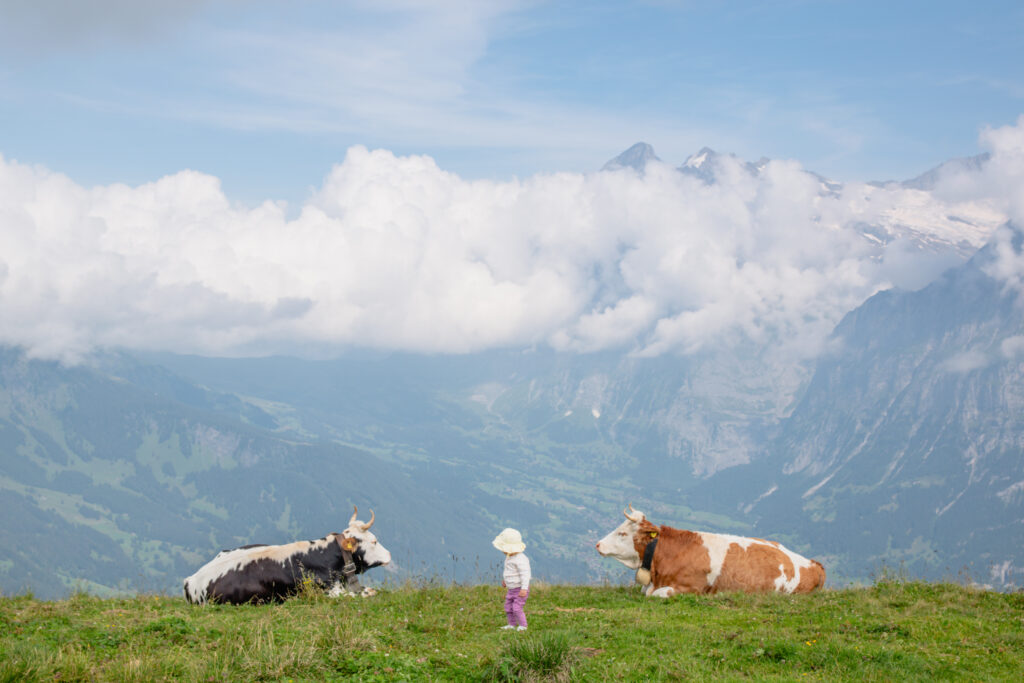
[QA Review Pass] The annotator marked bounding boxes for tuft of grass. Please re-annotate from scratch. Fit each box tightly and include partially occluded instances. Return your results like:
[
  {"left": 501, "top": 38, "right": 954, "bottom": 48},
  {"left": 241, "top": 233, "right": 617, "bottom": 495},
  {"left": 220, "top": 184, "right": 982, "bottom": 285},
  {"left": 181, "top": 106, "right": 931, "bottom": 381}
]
[
  {"left": 293, "top": 572, "right": 332, "bottom": 602},
  {"left": 489, "top": 630, "right": 579, "bottom": 682}
]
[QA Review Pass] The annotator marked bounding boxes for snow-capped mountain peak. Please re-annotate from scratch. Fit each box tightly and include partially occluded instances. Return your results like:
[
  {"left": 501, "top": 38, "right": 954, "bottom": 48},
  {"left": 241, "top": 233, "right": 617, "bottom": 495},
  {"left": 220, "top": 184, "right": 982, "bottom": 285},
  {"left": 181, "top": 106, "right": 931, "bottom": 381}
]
[
  {"left": 598, "top": 142, "right": 1004, "bottom": 287},
  {"left": 601, "top": 142, "right": 660, "bottom": 172},
  {"left": 683, "top": 146, "right": 715, "bottom": 169}
]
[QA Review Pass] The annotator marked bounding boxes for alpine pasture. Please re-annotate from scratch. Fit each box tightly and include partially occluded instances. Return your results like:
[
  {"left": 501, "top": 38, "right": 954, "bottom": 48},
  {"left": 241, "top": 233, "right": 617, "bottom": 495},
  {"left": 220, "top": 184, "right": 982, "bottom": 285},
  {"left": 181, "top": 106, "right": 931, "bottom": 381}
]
[{"left": 2, "top": 578, "right": 1022, "bottom": 681}]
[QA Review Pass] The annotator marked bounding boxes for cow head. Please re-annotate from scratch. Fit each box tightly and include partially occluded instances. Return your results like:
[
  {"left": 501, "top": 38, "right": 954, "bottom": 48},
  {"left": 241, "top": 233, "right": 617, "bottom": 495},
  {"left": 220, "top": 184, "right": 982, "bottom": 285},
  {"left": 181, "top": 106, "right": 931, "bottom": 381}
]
[
  {"left": 338, "top": 506, "right": 392, "bottom": 569},
  {"left": 633, "top": 519, "right": 660, "bottom": 555},
  {"left": 595, "top": 504, "right": 646, "bottom": 569}
]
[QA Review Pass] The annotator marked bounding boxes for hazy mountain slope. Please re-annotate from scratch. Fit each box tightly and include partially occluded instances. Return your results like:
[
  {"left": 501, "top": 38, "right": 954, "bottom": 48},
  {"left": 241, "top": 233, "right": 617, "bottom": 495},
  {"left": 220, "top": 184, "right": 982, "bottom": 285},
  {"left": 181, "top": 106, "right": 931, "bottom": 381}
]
[
  {"left": 137, "top": 349, "right": 751, "bottom": 567},
  {"left": 1, "top": 347, "right": 742, "bottom": 597},
  {"left": 898, "top": 153, "right": 991, "bottom": 191},
  {"left": 733, "top": 228, "right": 1024, "bottom": 588},
  {"left": 143, "top": 346, "right": 796, "bottom": 481},
  {"left": 0, "top": 349, "right": 503, "bottom": 597}
]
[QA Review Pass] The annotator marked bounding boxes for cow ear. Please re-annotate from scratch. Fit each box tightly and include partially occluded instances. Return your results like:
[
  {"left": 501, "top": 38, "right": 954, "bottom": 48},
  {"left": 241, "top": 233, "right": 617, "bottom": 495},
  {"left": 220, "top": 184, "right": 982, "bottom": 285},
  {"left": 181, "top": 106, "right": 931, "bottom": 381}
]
[
  {"left": 338, "top": 535, "right": 358, "bottom": 552},
  {"left": 649, "top": 531, "right": 658, "bottom": 538}
]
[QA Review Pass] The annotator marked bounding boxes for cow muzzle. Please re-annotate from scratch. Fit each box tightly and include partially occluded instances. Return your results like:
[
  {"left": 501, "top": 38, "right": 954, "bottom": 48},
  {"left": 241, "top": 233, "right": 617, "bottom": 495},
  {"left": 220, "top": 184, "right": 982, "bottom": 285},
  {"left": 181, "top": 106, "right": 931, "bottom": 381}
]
[{"left": 363, "top": 545, "right": 391, "bottom": 569}]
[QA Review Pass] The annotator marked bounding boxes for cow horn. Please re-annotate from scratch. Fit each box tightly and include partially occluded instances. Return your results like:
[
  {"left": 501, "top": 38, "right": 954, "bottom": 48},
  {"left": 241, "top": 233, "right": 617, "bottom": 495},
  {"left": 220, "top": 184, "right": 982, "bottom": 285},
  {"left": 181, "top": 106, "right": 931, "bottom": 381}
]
[
  {"left": 349, "top": 506, "right": 358, "bottom": 526},
  {"left": 624, "top": 503, "right": 642, "bottom": 522},
  {"left": 361, "top": 509, "right": 375, "bottom": 531}
]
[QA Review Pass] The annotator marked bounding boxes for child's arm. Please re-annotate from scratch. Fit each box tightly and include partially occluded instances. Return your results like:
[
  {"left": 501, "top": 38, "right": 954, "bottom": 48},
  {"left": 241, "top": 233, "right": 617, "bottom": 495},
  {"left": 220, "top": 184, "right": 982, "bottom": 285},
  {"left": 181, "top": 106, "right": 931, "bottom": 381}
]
[{"left": 517, "top": 555, "right": 531, "bottom": 594}]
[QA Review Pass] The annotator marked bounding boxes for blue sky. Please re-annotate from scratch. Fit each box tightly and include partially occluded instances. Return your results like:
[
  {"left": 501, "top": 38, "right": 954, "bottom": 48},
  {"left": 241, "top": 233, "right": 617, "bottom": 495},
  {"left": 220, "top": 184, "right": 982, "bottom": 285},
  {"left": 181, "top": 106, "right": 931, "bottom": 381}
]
[{"left": 1, "top": 0, "right": 1022, "bottom": 205}]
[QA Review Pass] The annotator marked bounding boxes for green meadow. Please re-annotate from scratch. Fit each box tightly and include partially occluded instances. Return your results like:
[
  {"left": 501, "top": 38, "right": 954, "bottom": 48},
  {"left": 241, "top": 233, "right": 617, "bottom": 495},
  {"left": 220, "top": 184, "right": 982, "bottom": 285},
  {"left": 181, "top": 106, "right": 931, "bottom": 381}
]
[{"left": 2, "top": 579, "right": 1022, "bottom": 681}]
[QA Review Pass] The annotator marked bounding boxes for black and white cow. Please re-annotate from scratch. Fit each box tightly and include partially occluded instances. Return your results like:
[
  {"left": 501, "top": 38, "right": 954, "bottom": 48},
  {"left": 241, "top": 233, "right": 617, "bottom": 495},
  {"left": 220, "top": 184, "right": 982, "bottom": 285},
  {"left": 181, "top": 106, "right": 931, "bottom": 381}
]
[{"left": 183, "top": 507, "right": 391, "bottom": 605}]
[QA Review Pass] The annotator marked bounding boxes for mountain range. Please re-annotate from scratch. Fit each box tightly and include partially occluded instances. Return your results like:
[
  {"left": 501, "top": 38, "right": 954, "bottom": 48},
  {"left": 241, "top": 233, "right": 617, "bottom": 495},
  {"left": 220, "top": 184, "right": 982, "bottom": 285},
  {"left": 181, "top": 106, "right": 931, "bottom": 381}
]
[
  {"left": 1, "top": 146, "right": 1021, "bottom": 597},
  {"left": 700, "top": 226, "right": 1024, "bottom": 587}
]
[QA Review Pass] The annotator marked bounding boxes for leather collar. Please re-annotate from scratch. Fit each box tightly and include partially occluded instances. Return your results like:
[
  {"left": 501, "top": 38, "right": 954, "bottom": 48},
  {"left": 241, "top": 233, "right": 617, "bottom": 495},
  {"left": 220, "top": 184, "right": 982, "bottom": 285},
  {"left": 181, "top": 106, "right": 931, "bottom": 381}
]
[{"left": 641, "top": 538, "right": 658, "bottom": 572}]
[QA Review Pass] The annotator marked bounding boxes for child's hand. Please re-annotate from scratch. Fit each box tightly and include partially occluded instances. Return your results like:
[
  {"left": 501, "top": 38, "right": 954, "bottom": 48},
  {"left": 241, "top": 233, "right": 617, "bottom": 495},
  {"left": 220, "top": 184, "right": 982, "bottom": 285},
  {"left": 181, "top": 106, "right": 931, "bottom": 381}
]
[
  {"left": 501, "top": 580, "right": 506, "bottom": 587},
  {"left": 519, "top": 588, "right": 527, "bottom": 597}
]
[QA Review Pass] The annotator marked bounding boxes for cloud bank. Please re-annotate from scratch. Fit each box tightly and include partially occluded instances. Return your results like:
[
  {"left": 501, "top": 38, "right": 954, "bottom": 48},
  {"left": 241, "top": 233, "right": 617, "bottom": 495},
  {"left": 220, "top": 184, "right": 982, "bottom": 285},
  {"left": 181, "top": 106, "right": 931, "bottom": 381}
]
[{"left": 2, "top": 119, "right": 1022, "bottom": 363}]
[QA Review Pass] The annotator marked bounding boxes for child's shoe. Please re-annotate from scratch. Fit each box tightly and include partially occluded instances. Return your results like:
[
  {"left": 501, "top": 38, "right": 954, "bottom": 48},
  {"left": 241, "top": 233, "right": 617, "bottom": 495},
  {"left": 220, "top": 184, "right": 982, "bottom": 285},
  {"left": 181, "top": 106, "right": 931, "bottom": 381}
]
[
  {"left": 516, "top": 626, "right": 527, "bottom": 631},
  {"left": 500, "top": 625, "right": 515, "bottom": 630}
]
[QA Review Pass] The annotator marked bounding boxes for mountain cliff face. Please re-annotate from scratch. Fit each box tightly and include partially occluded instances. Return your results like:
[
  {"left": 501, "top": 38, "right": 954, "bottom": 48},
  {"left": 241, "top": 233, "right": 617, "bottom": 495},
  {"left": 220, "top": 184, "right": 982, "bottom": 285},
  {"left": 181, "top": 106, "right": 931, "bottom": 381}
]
[{"left": 736, "top": 227, "right": 1024, "bottom": 588}]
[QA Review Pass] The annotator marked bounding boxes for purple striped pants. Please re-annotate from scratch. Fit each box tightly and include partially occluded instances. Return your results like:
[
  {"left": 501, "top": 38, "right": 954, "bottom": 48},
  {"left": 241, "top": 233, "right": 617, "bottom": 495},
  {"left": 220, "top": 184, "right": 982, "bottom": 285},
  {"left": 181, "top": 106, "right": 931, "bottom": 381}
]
[{"left": 503, "top": 588, "right": 529, "bottom": 627}]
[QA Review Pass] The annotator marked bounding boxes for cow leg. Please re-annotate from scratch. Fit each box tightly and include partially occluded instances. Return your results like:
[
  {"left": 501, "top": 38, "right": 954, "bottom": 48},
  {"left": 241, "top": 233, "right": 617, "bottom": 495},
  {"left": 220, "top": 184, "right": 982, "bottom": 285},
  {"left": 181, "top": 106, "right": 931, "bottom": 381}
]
[
  {"left": 328, "top": 582, "right": 376, "bottom": 598},
  {"left": 649, "top": 586, "right": 676, "bottom": 599},
  {"left": 328, "top": 582, "right": 354, "bottom": 598}
]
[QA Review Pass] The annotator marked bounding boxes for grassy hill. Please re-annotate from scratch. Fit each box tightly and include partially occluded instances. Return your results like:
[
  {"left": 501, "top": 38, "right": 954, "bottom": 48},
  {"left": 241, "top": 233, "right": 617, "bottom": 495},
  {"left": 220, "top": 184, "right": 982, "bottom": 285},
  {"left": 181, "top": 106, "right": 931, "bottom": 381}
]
[{"left": 2, "top": 579, "right": 1021, "bottom": 681}]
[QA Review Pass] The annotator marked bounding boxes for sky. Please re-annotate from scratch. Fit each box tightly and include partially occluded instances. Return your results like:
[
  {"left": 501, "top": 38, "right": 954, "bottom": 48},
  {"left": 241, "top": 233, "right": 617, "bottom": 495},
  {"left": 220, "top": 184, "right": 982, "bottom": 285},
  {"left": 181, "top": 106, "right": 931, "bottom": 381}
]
[
  {"left": 0, "top": 0, "right": 1023, "bottom": 362},
  {"left": 1, "top": 1, "right": 1022, "bottom": 200}
]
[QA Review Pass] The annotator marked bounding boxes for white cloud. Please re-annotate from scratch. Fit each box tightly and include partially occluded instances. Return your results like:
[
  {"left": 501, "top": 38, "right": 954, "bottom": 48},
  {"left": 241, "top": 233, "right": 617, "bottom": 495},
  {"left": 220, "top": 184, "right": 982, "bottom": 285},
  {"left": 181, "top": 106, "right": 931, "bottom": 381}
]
[
  {"left": 2, "top": 119, "right": 1023, "bottom": 363},
  {"left": 984, "top": 224, "right": 1024, "bottom": 295},
  {"left": 941, "top": 350, "right": 991, "bottom": 374},
  {"left": 877, "top": 238, "right": 963, "bottom": 292},
  {"left": 927, "top": 117, "right": 1024, "bottom": 295},
  {"left": 935, "top": 116, "right": 1024, "bottom": 226},
  {"left": 1002, "top": 336, "right": 1024, "bottom": 359}
]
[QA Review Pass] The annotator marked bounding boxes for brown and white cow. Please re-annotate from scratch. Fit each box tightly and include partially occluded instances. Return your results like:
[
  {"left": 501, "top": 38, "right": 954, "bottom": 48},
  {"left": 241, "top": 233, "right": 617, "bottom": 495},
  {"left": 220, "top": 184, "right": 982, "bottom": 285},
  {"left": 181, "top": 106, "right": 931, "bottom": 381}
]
[
  {"left": 595, "top": 505, "right": 825, "bottom": 598},
  {"left": 184, "top": 507, "right": 391, "bottom": 605}
]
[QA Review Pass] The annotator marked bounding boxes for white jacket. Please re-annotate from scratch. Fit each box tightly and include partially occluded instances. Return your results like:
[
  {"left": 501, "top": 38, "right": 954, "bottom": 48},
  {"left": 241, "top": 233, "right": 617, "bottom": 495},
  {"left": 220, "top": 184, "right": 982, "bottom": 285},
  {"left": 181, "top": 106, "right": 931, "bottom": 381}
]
[{"left": 503, "top": 553, "right": 531, "bottom": 590}]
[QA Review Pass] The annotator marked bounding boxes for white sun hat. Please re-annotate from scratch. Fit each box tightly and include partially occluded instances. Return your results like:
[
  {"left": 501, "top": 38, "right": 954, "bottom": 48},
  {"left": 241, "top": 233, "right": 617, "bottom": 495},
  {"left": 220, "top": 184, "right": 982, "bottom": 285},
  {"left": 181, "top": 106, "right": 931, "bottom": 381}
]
[{"left": 492, "top": 528, "right": 526, "bottom": 553}]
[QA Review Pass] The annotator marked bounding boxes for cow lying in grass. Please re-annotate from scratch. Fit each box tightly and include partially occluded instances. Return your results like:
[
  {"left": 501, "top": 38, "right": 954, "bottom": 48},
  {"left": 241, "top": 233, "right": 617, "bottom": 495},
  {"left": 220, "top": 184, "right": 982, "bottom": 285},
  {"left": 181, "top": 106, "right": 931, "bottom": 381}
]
[
  {"left": 596, "top": 505, "right": 825, "bottom": 597},
  {"left": 184, "top": 507, "right": 391, "bottom": 604}
]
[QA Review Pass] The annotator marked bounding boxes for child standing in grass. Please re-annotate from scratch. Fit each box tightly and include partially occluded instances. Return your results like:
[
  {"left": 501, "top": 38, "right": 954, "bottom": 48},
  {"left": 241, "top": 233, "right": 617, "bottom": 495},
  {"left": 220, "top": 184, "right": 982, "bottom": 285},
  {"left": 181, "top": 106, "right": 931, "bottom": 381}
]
[{"left": 493, "top": 528, "right": 531, "bottom": 631}]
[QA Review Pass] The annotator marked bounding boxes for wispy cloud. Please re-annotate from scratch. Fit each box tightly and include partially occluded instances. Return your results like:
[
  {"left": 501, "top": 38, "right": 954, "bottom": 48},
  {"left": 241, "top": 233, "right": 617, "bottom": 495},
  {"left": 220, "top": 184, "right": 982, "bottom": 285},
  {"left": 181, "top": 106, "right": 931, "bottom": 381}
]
[{"left": 0, "top": 0, "right": 902, "bottom": 181}]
